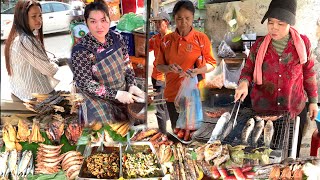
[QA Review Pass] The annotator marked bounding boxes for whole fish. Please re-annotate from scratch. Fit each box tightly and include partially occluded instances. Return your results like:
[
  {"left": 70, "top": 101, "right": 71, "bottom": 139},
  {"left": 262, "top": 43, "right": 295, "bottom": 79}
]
[
  {"left": 0, "top": 151, "right": 9, "bottom": 178},
  {"left": 17, "top": 151, "right": 32, "bottom": 177},
  {"left": 251, "top": 119, "right": 265, "bottom": 146},
  {"left": 221, "top": 119, "right": 234, "bottom": 141},
  {"left": 264, "top": 120, "right": 274, "bottom": 147},
  {"left": 241, "top": 118, "right": 255, "bottom": 145},
  {"left": 208, "top": 112, "right": 231, "bottom": 143},
  {"left": 8, "top": 149, "right": 18, "bottom": 176}
]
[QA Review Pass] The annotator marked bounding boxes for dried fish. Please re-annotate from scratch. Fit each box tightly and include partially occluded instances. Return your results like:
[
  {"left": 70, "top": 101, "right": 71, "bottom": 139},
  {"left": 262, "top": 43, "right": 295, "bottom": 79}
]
[
  {"left": 0, "top": 151, "right": 9, "bottom": 178},
  {"left": 17, "top": 151, "right": 33, "bottom": 177},
  {"left": 45, "top": 121, "right": 64, "bottom": 144},
  {"left": 241, "top": 118, "right": 255, "bottom": 145},
  {"left": 8, "top": 149, "right": 18, "bottom": 177},
  {"left": 65, "top": 122, "right": 83, "bottom": 146},
  {"left": 264, "top": 120, "right": 274, "bottom": 147},
  {"left": 251, "top": 119, "right": 265, "bottom": 146},
  {"left": 16, "top": 120, "right": 30, "bottom": 142}
]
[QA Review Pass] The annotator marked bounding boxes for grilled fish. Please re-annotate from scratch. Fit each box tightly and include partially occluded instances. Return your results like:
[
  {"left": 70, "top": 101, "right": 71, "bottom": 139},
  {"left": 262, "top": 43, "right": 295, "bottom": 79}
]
[
  {"left": 251, "top": 119, "right": 265, "bottom": 146},
  {"left": 213, "top": 144, "right": 230, "bottom": 166},
  {"left": 208, "top": 112, "right": 231, "bottom": 143},
  {"left": 241, "top": 118, "right": 255, "bottom": 145},
  {"left": 264, "top": 120, "right": 274, "bottom": 147},
  {"left": 204, "top": 141, "right": 222, "bottom": 162}
]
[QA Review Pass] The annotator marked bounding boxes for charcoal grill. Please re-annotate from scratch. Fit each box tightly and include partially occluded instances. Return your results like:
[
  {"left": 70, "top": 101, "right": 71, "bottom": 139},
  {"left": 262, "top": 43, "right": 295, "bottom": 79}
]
[{"left": 194, "top": 106, "right": 300, "bottom": 163}]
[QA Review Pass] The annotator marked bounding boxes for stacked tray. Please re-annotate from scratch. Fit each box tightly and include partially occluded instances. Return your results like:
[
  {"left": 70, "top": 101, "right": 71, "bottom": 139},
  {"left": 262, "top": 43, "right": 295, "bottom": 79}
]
[{"left": 78, "top": 142, "right": 165, "bottom": 180}]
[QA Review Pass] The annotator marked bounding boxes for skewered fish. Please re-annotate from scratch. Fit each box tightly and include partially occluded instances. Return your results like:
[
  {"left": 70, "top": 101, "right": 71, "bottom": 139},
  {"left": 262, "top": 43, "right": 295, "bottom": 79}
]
[
  {"left": 251, "top": 119, "right": 265, "bottom": 146},
  {"left": 241, "top": 118, "right": 255, "bottom": 145},
  {"left": 264, "top": 120, "right": 274, "bottom": 147}
]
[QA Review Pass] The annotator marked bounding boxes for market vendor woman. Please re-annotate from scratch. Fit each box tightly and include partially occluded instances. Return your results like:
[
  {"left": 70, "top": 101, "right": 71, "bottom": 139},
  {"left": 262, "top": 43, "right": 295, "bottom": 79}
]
[
  {"left": 71, "top": 0, "right": 145, "bottom": 125},
  {"left": 157, "top": 0, "right": 216, "bottom": 130},
  {"left": 234, "top": 0, "right": 318, "bottom": 155}
]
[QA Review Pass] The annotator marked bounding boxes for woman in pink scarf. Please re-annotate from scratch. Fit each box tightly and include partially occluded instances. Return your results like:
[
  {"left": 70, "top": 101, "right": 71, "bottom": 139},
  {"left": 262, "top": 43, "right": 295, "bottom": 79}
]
[{"left": 234, "top": 0, "right": 318, "bottom": 156}]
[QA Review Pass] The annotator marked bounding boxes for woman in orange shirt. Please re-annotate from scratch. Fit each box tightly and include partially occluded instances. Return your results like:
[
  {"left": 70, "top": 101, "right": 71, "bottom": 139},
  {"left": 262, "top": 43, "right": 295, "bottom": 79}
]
[{"left": 157, "top": 0, "right": 216, "bottom": 131}]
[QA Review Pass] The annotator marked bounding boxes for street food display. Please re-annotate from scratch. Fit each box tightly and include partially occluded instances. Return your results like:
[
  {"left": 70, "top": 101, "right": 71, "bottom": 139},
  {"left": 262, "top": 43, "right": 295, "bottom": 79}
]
[{"left": 1, "top": 91, "right": 320, "bottom": 180}]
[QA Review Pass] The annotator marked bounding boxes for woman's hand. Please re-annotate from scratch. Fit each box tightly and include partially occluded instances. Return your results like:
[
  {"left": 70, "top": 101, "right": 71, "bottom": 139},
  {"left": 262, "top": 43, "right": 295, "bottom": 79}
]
[
  {"left": 169, "top": 64, "right": 183, "bottom": 74},
  {"left": 115, "top": 91, "right": 134, "bottom": 104},
  {"left": 234, "top": 81, "right": 249, "bottom": 102},
  {"left": 308, "top": 103, "right": 318, "bottom": 121}
]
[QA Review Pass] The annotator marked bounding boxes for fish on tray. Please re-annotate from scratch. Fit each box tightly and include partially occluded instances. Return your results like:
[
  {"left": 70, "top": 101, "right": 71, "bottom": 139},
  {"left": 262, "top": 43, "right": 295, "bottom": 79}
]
[
  {"left": 241, "top": 118, "right": 255, "bottom": 145},
  {"left": 213, "top": 144, "right": 230, "bottom": 166},
  {"left": 264, "top": 120, "right": 274, "bottom": 147},
  {"left": 207, "top": 112, "right": 231, "bottom": 143},
  {"left": 204, "top": 140, "right": 222, "bottom": 162},
  {"left": 251, "top": 118, "right": 265, "bottom": 146}
]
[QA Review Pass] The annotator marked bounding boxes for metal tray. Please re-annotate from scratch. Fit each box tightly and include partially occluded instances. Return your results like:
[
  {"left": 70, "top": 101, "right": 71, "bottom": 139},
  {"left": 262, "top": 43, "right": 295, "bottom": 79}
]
[
  {"left": 78, "top": 143, "right": 122, "bottom": 180},
  {"left": 121, "top": 141, "right": 165, "bottom": 180},
  {"left": 168, "top": 131, "right": 193, "bottom": 144}
]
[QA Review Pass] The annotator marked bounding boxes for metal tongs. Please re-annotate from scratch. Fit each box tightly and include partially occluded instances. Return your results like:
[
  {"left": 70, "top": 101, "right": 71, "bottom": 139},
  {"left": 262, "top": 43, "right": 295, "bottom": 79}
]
[{"left": 230, "top": 101, "right": 242, "bottom": 129}]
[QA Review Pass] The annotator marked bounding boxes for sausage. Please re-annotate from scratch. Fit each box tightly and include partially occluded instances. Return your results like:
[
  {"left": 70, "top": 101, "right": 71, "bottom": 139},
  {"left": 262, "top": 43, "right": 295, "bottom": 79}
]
[
  {"left": 150, "top": 132, "right": 162, "bottom": 141},
  {"left": 177, "top": 129, "right": 185, "bottom": 139},
  {"left": 184, "top": 130, "right": 190, "bottom": 141},
  {"left": 173, "top": 128, "right": 180, "bottom": 134}
]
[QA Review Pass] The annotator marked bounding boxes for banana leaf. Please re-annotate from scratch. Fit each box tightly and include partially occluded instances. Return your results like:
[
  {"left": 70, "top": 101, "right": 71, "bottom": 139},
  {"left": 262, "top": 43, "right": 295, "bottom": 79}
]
[{"left": 27, "top": 170, "right": 67, "bottom": 180}]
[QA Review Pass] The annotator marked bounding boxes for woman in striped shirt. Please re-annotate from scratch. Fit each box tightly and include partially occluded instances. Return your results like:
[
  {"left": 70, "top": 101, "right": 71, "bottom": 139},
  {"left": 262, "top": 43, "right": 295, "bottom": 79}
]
[{"left": 4, "top": 0, "right": 59, "bottom": 101}]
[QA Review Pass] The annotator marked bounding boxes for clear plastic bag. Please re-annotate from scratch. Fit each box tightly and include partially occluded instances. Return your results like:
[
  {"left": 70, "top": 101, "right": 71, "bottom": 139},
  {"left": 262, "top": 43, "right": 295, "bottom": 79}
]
[
  {"left": 222, "top": 59, "right": 245, "bottom": 89},
  {"left": 218, "top": 40, "right": 236, "bottom": 58},
  {"left": 205, "top": 63, "right": 224, "bottom": 89},
  {"left": 174, "top": 77, "right": 203, "bottom": 130}
]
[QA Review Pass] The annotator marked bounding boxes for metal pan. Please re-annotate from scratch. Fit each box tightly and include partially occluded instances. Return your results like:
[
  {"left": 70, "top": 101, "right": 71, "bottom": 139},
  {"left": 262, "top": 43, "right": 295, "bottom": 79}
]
[
  {"left": 78, "top": 143, "right": 122, "bottom": 180},
  {"left": 121, "top": 141, "right": 165, "bottom": 180}
]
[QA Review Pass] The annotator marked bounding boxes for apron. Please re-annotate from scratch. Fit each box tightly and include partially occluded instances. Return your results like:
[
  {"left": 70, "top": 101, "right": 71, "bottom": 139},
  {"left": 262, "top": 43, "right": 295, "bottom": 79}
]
[{"left": 77, "top": 33, "right": 129, "bottom": 124}]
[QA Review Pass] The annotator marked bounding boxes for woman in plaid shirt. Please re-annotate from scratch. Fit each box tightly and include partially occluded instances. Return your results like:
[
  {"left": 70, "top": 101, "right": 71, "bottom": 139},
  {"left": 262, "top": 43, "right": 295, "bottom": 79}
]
[{"left": 71, "top": 0, "right": 145, "bottom": 125}]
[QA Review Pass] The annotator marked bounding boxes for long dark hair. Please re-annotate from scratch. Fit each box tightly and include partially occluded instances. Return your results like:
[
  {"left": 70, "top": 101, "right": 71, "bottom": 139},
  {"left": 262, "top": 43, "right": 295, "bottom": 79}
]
[
  {"left": 4, "top": 0, "right": 45, "bottom": 76},
  {"left": 84, "top": 0, "right": 110, "bottom": 23}
]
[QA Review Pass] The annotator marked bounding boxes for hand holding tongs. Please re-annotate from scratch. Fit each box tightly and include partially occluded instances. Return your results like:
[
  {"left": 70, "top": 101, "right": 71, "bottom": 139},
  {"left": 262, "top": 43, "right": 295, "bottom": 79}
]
[{"left": 230, "top": 101, "right": 241, "bottom": 129}]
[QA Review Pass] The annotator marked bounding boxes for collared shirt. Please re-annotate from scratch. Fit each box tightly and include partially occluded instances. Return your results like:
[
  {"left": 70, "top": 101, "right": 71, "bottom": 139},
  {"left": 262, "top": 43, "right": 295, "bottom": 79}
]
[
  {"left": 9, "top": 34, "right": 58, "bottom": 100},
  {"left": 240, "top": 34, "right": 318, "bottom": 116},
  {"left": 71, "top": 31, "right": 136, "bottom": 100},
  {"left": 149, "top": 30, "right": 172, "bottom": 81},
  {"left": 157, "top": 28, "right": 216, "bottom": 102}
]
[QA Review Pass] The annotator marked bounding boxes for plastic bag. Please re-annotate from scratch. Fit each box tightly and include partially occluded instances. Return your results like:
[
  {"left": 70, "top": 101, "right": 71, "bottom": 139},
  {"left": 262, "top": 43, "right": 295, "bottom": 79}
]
[
  {"left": 116, "top": 13, "right": 145, "bottom": 32},
  {"left": 205, "top": 62, "right": 224, "bottom": 89},
  {"left": 218, "top": 40, "right": 236, "bottom": 58},
  {"left": 175, "top": 77, "right": 203, "bottom": 130},
  {"left": 222, "top": 59, "right": 245, "bottom": 89},
  {"left": 223, "top": 2, "right": 246, "bottom": 32}
]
